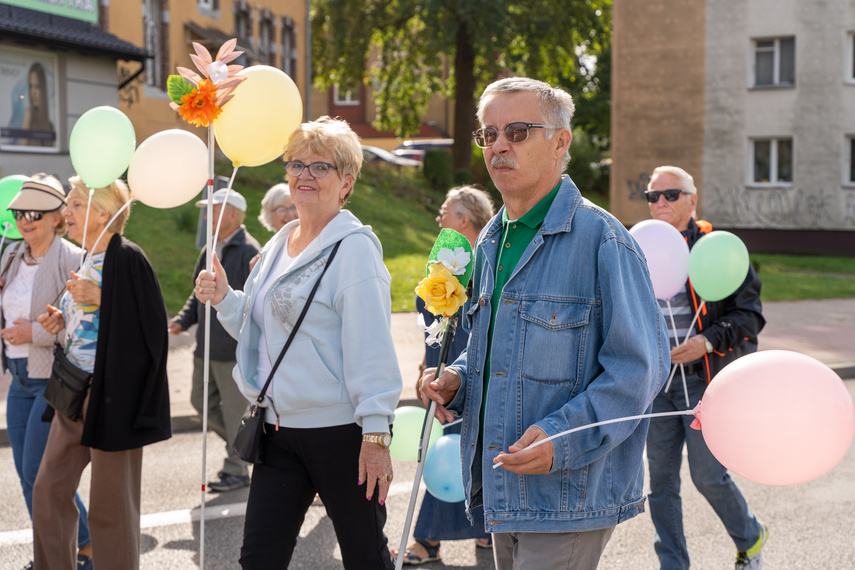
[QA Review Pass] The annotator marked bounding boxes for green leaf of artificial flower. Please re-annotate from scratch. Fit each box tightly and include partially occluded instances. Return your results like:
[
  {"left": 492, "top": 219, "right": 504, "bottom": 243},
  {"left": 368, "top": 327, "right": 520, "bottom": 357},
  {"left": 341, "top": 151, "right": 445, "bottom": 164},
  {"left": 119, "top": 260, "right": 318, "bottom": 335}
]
[{"left": 167, "top": 75, "right": 195, "bottom": 105}]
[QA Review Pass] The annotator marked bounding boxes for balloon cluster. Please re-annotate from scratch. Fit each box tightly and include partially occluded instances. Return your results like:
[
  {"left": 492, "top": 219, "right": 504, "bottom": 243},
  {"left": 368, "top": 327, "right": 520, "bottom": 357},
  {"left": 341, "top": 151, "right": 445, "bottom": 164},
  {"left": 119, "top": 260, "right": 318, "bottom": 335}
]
[
  {"left": 390, "top": 406, "right": 464, "bottom": 502},
  {"left": 629, "top": 219, "right": 749, "bottom": 302}
]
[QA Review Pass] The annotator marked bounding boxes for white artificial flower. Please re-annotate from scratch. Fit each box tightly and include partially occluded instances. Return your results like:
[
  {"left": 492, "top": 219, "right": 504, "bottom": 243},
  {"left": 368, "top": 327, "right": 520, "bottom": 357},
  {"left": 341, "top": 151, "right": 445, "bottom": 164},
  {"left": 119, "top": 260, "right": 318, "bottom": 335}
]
[
  {"left": 207, "top": 61, "right": 229, "bottom": 84},
  {"left": 435, "top": 247, "right": 471, "bottom": 276}
]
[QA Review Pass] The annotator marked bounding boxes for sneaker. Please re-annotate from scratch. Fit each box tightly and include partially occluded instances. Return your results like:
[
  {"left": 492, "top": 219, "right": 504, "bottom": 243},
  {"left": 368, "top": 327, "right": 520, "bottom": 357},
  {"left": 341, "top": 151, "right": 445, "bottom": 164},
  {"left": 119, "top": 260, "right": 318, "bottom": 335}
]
[
  {"left": 208, "top": 473, "right": 250, "bottom": 492},
  {"left": 735, "top": 523, "right": 768, "bottom": 570},
  {"left": 77, "top": 553, "right": 93, "bottom": 570},
  {"left": 21, "top": 562, "right": 33, "bottom": 570}
]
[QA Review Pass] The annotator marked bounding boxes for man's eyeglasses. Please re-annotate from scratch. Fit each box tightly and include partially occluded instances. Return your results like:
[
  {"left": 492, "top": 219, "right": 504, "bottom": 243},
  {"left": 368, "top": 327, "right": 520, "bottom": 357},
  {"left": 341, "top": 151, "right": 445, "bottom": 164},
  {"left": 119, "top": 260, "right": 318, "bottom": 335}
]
[
  {"left": 472, "top": 122, "right": 559, "bottom": 149},
  {"left": 283, "top": 161, "right": 338, "bottom": 179},
  {"left": 645, "top": 189, "right": 690, "bottom": 203},
  {"left": 12, "top": 210, "right": 45, "bottom": 222}
]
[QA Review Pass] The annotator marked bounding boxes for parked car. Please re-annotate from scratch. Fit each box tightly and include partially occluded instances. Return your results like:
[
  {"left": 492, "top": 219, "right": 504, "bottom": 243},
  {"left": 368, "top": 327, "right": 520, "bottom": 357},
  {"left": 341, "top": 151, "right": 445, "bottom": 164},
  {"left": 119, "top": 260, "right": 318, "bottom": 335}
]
[
  {"left": 392, "top": 138, "right": 454, "bottom": 162},
  {"left": 361, "top": 145, "right": 421, "bottom": 167}
]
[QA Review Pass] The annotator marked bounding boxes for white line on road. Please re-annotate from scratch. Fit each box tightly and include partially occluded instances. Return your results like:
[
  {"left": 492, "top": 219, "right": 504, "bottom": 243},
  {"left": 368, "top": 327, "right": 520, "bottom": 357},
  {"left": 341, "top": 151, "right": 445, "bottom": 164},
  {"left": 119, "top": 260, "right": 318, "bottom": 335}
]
[{"left": 0, "top": 480, "right": 421, "bottom": 546}]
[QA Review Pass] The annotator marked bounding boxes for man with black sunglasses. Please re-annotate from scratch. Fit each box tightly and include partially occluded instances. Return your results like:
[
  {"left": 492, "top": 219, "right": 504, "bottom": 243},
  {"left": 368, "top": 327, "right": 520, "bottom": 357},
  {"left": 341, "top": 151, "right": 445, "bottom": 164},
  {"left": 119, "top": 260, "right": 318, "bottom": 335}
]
[
  {"left": 644, "top": 165, "right": 767, "bottom": 570},
  {"left": 418, "top": 77, "right": 669, "bottom": 569}
]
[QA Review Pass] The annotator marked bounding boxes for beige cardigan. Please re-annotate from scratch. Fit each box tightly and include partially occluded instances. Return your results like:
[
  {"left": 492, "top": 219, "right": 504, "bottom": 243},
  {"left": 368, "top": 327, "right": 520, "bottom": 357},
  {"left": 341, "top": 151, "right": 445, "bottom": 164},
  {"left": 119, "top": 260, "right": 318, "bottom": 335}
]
[{"left": 0, "top": 236, "right": 83, "bottom": 378}]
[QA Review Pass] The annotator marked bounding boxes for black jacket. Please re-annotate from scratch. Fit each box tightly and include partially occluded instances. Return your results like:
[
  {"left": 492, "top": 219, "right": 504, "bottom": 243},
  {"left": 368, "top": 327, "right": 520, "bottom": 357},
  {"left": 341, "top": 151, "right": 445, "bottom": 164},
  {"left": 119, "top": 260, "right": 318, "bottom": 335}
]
[
  {"left": 173, "top": 226, "right": 259, "bottom": 360},
  {"left": 684, "top": 219, "right": 765, "bottom": 382},
  {"left": 81, "top": 235, "right": 172, "bottom": 451}
]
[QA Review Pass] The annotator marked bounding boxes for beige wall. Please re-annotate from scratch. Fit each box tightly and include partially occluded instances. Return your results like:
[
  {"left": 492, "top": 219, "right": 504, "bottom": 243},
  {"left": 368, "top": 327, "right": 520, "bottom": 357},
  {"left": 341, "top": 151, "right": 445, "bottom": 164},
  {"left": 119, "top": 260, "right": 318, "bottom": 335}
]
[
  {"left": 610, "top": 0, "right": 706, "bottom": 226},
  {"left": 110, "top": 0, "right": 308, "bottom": 144}
]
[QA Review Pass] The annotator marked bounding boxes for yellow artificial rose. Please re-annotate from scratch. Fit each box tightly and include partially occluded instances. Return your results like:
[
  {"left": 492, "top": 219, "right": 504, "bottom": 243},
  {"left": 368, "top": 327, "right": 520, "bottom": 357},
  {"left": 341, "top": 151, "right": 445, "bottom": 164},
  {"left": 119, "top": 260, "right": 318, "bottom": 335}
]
[{"left": 415, "top": 262, "right": 468, "bottom": 317}]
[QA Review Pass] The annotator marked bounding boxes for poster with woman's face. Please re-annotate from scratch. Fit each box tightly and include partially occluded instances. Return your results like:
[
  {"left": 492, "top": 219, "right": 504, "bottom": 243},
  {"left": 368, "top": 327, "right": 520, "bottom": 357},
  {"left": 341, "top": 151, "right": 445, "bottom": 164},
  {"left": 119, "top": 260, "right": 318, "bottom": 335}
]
[{"left": 0, "top": 47, "right": 59, "bottom": 152}]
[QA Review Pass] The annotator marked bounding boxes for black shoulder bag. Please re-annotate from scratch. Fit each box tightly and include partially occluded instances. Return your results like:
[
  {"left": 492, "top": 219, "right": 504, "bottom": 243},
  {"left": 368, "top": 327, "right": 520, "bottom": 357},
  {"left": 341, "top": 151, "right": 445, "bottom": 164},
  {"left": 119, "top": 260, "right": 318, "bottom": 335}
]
[{"left": 233, "top": 240, "right": 342, "bottom": 464}]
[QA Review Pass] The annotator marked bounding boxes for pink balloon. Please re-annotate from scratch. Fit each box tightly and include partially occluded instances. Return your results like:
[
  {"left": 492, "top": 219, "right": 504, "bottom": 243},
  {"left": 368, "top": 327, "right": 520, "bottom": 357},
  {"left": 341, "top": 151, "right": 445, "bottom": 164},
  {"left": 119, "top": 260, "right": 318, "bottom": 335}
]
[
  {"left": 697, "top": 351, "right": 855, "bottom": 486},
  {"left": 629, "top": 219, "right": 689, "bottom": 300}
]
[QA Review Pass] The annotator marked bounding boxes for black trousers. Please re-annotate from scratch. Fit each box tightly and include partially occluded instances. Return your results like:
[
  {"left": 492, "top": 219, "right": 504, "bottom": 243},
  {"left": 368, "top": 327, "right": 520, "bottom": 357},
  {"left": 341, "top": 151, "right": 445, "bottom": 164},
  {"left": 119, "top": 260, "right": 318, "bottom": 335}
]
[{"left": 240, "top": 422, "right": 394, "bottom": 569}]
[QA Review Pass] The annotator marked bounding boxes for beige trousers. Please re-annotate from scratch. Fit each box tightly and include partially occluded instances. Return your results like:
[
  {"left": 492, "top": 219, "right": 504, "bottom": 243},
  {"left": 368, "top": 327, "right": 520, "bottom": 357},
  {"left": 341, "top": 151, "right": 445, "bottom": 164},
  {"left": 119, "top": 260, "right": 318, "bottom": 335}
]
[{"left": 32, "top": 399, "right": 143, "bottom": 569}]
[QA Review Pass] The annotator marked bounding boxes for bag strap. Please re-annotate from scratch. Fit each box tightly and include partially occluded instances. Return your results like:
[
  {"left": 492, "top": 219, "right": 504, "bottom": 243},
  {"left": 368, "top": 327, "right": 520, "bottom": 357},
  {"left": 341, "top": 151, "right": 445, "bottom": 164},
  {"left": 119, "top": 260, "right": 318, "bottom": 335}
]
[
  {"left": 254, "top": 239, "right": 342, "bottom": 404},
  {"left": 0, "top": 242, "right": 22, "bottom": 287}
]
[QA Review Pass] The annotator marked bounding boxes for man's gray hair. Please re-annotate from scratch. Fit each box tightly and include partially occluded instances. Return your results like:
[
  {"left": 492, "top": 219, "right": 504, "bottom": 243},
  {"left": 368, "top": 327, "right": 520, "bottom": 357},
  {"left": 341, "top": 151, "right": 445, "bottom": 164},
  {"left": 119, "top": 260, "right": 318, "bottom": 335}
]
[
  {"left": 648, "top": 166, "right": 697, "bottom": 195},
  {"left": 477, "top": 77, "right": 575, "bottom": 170}
]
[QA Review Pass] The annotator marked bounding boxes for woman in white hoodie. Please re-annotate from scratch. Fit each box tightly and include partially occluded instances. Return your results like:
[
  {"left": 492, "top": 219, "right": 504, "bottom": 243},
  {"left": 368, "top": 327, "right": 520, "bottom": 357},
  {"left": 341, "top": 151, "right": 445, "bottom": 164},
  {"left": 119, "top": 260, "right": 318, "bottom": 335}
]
[{"left": 196, "top": 116, "right": 402, "bottom": 569}]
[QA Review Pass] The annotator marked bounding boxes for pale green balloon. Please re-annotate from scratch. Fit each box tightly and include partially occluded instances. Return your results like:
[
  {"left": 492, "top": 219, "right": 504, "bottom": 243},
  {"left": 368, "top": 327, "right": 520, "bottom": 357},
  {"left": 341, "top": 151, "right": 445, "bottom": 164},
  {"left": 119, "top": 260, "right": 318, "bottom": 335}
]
[
  {"left": 389, "top": 406, "right": 443, "bottom": 462},
  {"left": 69, "top": 106, "right": 136, "bottom": 189},
  {"left": 688, "top": 231, "right": 750, "bottom": 302},
  {"left": 0, "top": 175, "right": 27, "bottom": 240}
]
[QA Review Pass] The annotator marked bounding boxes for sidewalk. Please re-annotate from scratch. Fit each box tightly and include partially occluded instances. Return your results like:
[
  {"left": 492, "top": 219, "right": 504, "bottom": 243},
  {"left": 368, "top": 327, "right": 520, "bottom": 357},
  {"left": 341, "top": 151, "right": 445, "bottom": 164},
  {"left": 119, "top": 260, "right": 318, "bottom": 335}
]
[{"left": 1, "top": 299, "right": 853, "bottom": 442}]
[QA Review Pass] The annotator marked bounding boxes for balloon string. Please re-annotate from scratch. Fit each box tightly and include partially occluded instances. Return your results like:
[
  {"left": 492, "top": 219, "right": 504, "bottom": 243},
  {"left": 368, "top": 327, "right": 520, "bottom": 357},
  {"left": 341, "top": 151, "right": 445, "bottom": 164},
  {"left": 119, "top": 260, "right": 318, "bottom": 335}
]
[
  {"left": 663, "top": 299, "right": 678, "bottom": 392},
  {"left": 80, "top": 188, "right": 95, "bottom": 268},
  {"left": 492, "top": 410, "right": 696, "bottom": 469},
  {"left": 212, "top": 166, "right": 241, "bottom": 247},
  {"left": 81, "top": 198, "right": 133, "bottom": 274}
]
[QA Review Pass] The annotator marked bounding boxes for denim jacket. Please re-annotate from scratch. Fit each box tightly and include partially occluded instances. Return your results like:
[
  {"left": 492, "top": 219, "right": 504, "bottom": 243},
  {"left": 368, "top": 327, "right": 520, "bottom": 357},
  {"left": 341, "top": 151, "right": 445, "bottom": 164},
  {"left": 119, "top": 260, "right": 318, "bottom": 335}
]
[{"left": 446, "top": 177, "right": 670, "bottom": 533}]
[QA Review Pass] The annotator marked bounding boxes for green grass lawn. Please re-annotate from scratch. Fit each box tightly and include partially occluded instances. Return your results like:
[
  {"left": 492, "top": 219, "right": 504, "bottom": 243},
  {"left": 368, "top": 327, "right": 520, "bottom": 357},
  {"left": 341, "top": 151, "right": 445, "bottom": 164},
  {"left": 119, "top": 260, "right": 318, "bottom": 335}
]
[
  {"left": 121, "top": 162, "right": 855, "bottom": 313},
  {"left": 752, "top": 254, "right": 855, "bottom": 301},
  {"left": 123, "top": 160, "right": 445, "bottom": 314}
]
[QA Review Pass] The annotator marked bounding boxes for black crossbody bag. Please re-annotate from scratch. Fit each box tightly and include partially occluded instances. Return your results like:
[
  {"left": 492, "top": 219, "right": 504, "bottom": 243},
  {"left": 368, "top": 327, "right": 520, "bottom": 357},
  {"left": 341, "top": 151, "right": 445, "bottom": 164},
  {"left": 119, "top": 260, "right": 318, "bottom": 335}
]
[
  {"left": 43, "top": 343, "right": 93, "bottom": 421},
  {"left": 233, "top": 240, "right": 342, "bottom": 464}
]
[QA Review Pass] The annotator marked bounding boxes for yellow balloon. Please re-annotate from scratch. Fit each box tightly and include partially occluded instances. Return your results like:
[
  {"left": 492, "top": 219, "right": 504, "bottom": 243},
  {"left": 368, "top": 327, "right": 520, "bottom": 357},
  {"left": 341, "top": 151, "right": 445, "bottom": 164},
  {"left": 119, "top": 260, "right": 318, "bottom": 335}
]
[{"left": 213, "top": 66, "right": 303, "bottom": 167}]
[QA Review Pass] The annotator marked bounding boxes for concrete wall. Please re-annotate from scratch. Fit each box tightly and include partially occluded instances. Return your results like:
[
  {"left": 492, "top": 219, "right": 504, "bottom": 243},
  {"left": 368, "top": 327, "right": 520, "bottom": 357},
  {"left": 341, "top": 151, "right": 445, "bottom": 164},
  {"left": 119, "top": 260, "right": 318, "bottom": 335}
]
[
  {"left": 703, "top": 0, "right": 855, "bottom": 230},
  {"left": 610, "top": 0, "right": 707, "bottom": 226}
]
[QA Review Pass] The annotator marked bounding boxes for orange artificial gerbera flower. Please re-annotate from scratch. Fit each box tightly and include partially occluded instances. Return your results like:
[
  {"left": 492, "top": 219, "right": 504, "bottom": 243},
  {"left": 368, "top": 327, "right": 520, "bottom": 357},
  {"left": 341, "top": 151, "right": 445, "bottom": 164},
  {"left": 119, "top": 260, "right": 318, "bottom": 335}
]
[{"left": 177, "top": 79, "right": 222, "bottom": 127}]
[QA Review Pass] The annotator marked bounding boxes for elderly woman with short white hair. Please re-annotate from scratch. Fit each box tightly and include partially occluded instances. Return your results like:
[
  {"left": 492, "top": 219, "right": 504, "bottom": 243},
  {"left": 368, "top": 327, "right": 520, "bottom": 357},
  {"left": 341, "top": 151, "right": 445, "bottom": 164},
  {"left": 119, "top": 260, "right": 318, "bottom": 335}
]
[
  {"left": 259, "top": 182, "right": 298, "bottom": 233},
  {"left": 196, "top": 115, "right": 402, "bottom": 569}
]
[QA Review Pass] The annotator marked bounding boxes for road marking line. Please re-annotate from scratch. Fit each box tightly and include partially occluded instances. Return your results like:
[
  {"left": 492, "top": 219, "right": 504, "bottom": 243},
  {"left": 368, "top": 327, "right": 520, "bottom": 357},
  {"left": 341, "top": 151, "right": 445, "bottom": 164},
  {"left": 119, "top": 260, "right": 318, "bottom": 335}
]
[{"left": 0, "top": 482, "right": 421, "bottom": 546}]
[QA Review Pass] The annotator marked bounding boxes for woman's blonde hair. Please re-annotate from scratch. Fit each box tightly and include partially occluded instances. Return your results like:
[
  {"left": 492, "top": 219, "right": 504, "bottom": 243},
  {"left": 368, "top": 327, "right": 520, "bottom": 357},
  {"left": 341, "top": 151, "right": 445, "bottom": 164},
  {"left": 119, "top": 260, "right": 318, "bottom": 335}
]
[
  {"left": 68, "top": 175, "right": 132, "bottom": 235},
  {"left": 446, "top": 185, "right": 496, "bottom": 231},
  {"left": 283, "top": 116, "right": 363, "bottom": 203}
]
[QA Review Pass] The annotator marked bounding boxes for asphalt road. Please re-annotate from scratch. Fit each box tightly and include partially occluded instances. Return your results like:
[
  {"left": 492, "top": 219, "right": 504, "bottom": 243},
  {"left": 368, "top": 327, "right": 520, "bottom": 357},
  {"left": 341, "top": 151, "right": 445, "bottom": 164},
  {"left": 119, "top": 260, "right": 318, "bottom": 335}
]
[{"left": 1, "top": 377, "right": 854, "bottom": 569}]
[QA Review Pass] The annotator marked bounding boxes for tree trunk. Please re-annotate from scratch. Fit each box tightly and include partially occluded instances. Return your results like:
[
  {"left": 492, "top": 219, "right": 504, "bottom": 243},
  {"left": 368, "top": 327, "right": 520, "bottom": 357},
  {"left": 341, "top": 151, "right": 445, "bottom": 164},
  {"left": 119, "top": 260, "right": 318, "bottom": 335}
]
[{"left": 452, "top": 21, "right": 476, "bottom": 174}]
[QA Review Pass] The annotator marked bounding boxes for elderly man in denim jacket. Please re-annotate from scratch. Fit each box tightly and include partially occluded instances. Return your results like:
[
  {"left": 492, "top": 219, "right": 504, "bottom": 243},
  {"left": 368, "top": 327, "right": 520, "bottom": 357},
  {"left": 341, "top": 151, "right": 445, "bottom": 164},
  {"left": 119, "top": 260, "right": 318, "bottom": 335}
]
[{"left": 419, "top": 77, "right": 670, "bottom": 569}]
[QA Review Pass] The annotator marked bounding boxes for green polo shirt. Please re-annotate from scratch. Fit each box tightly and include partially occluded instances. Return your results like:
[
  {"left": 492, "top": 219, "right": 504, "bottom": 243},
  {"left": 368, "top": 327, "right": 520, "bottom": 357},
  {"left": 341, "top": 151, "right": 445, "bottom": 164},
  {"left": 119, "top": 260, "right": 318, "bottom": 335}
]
[{"left": 481, "top": 180, "right": 561, "bottom": 421}]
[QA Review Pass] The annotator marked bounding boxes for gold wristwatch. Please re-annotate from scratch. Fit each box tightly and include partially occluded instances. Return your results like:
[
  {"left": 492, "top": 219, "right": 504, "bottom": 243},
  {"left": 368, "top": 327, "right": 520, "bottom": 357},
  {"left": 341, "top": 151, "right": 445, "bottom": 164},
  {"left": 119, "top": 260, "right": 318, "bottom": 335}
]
[{"left": 363, "top": 433, "right": 392, "bottom": 448}]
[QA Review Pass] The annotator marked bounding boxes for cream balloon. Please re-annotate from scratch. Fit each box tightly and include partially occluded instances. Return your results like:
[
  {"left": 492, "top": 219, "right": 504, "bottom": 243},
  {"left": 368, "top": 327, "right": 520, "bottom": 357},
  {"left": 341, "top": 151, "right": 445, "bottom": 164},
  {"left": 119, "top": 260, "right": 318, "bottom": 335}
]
[
  {"left": 213, "top": 65, "right": 303, "bottom": 167},
  {"left": 128, "top": 130, "right": 209, "bottom": 209}
]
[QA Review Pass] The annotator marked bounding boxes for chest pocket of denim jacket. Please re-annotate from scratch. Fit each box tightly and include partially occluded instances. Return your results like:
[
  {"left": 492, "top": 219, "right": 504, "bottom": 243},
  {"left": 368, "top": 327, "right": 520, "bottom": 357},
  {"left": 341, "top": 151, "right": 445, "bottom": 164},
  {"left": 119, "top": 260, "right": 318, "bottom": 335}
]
[{"left": 520, "top": 300, "right": 591, "bottom": 384}]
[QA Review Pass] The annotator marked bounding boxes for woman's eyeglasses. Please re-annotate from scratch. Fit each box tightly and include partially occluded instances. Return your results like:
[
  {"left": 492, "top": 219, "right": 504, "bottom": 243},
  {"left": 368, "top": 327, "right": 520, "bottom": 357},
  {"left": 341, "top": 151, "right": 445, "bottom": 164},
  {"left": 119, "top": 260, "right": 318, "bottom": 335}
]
[
  {"left": 472, "top": 122, "right": 559, "bottom": 148},
  {"left": 12, "top": 210, "right": 45, "bottom": 222},
  {"left": 645, "top": 189, "right": 689, "bottom": 203},
  {"left": 283, "top": 161, "right": 338, "bottom": 179},
  {"left": 272, "top": 205, "right": 297, "bottom": 215}
]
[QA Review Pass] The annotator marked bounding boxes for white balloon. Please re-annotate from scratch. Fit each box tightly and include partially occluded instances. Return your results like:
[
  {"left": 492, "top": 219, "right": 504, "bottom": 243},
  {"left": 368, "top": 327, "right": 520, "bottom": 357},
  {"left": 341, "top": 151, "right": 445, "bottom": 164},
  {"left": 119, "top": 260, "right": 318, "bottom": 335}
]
[
  {"left": 629, "top": 219, "right": 690, "bottom": 300},
  {"left": 128, "top": 130, "right": 208, "bottom": 209}
]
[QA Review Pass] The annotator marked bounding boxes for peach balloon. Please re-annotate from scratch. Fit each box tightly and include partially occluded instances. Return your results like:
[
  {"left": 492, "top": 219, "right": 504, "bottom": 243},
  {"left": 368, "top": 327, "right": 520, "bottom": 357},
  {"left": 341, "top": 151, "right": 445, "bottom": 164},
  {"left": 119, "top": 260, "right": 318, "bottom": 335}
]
[{"left": 697, "top": 350, "right": 855, "bottom": 486}]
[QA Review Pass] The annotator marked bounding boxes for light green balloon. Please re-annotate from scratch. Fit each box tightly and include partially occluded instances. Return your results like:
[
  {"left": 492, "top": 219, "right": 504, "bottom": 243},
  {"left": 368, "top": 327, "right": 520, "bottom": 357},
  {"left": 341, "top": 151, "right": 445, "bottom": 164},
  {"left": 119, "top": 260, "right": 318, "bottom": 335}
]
[
  {"left": 0, "top": 175, "right": 27, "bottom": 240},
  {"left": 688, "top": 231, "right": 750, "bottom": 302},
  {"left": 69, "top": 106, "right": 136, "bottom": 188},
  {"left": 389, "top": 406, "right": 443, "bottom": 462}
]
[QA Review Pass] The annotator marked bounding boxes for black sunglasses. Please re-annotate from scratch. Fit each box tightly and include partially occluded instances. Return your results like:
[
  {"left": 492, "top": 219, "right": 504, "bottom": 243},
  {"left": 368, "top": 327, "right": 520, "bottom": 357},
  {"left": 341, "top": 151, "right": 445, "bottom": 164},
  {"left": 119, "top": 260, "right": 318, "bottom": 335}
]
[
  {"left": 645, "top": 189, "right": 690, "bottom": 203},
  {"left": 12, "top": 210, "right": 45, "bottom": 222},
  {"left": 472, "top": 122, "right": 559, "bottom": 148}
]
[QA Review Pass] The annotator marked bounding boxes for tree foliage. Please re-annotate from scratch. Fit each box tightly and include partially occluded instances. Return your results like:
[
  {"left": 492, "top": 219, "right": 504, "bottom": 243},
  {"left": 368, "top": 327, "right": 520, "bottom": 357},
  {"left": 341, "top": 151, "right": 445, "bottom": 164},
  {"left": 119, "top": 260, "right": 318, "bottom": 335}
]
[{"left": 312, "top": 0, "right": 612, "bottom": 171}]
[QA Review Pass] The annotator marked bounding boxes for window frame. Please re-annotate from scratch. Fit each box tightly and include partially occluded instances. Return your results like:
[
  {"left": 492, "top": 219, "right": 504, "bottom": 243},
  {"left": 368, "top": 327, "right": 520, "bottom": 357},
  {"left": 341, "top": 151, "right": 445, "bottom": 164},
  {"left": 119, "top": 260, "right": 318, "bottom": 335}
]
[
  {"left": 748, "top": 137, "right": 794, "bottom": 187},
  {"left": 846, "top": 136, "right": 855, "bottom": 188},
  {"left": 751, "top": 36, "right": 796, "bottom": 88},
  {"left": 847, "top": 31, "right": 855, "bottom": 84},
  {"left": 333, "top": 85, "right": 360, "bottom": 107}
]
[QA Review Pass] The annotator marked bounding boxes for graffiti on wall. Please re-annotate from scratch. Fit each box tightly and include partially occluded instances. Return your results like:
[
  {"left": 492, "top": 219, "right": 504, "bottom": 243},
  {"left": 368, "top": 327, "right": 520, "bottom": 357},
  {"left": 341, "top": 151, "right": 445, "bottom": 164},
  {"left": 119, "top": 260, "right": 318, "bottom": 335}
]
[
  {"left": 704, "top": 185, "right": 854, "bottom": 229},
  {"left": 118, "top": 63, "right": 141, "bottom": 108}
]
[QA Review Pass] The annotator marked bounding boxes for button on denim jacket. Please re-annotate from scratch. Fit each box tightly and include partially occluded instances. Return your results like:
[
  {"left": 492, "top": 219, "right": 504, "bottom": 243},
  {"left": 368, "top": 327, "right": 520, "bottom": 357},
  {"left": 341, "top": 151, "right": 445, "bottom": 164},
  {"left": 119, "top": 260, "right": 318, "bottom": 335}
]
[{"left": 446, "top": 177, "right": 670, "bottom": 533}]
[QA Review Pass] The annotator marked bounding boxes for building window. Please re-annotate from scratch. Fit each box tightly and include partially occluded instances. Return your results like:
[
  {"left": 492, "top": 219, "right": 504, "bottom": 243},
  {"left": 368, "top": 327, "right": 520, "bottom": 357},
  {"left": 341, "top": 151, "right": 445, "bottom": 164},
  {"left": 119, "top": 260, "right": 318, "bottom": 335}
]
[
  {"left": 281, "top": 16, "right": 298, "bottom": 79},
  {"left": 235, "top": 2, "right": 252, "bottom": 44},
  {"left": 848, "top": 32, "right": 855, "bottom": 83},
  {"left": 333, "top": 85, "right": 359, "bottom": 106},
  {"left": 143, "top": 0, "right": 165, "bottom": 89},
  {"left": 198, "top": 0, "right": 220, "bottom": 18},
  {"left": 259, "top": 11, "right": 274, "bottom": 65},
  {"left": 752, "top": 138, "right": 793, "bottom": 185},
  {"left": 848, "top": 137, "right": 855, "bottom": 185},
  {"left": 753, "top": 37, "right": 795, "bottom": 87}
]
